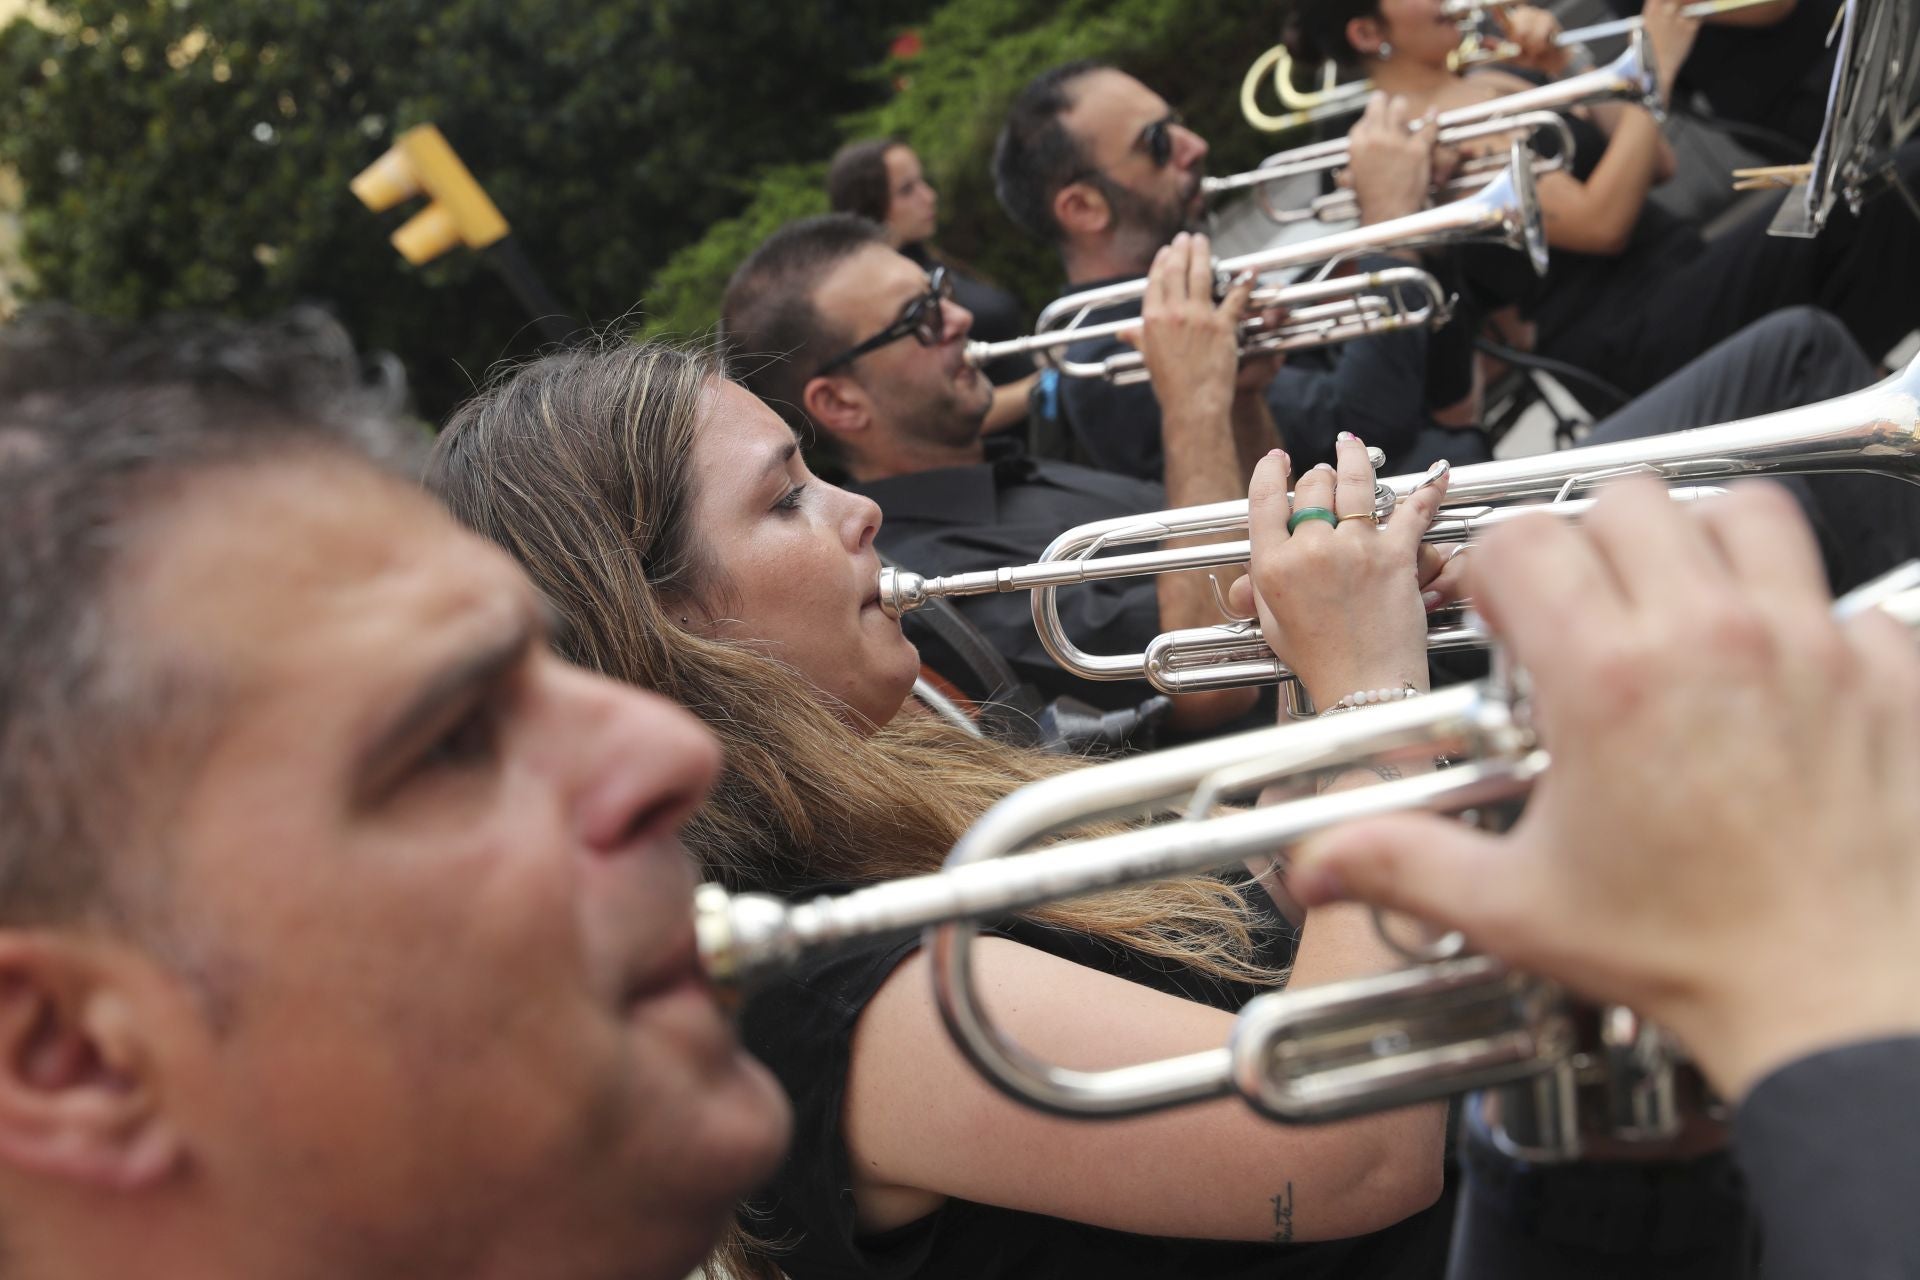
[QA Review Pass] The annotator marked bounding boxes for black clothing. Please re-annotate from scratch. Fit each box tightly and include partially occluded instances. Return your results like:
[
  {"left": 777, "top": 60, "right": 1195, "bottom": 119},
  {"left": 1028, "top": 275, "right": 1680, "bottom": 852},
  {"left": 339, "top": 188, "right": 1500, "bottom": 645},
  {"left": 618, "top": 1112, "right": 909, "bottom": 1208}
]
[
  {"left": 1051, "top": 254, "right": 1485, "bottom": 480},
  {"left": 902, "top": 243, "right": 1035, "bottom": 385},
  {"left": 1527, "top": 114, "right": 1920, "bottom": 403},
  {"left": 850, "top": 454, "right": 1170, "bottom": 714},
  {"left": 1733, "top": 1037, "right": 1920, "bottom": 1279},
  {"left": 1600, "top": 0, "right": 1841, "bottom": 150},
  {"left": 736, "top": 906, "right": 1455, "bottom": 1280},
  {"left": 1584, "top": 306, "right": 1920, "bottom": 592},
  {"left": 1446, "top": 1098, "right": 1754, "bottom": 1278}
]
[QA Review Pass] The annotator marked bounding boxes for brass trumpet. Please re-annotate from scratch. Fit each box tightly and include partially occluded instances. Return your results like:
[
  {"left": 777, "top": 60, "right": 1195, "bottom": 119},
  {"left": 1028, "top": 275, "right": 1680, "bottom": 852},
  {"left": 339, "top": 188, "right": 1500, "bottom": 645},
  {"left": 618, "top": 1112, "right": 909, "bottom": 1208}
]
[
  {"left": 963, "top": 143, "right": 1545, "bottom": 388},
  {"left": 882, "top": 352, "right": 1920, "bottom": 695},
  {"left": 696, "top": 564, "right": 1920, "bottom": 1154}
]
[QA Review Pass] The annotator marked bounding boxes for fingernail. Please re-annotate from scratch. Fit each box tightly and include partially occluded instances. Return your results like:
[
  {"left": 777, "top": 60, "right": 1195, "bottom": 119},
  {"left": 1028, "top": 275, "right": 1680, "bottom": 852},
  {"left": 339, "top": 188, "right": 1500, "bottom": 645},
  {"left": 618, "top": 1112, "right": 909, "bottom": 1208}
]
[
  {"left": 1337, "top": 431, "right": 1357, "bottom": 443},
  {"left": 1423, "top": 590, "right": 1443, "bottom": 610},
  {"left": 1266, "top": 447, "right": 1284, "bottom": 460},
  {"left": 1443, "top": 543, "right": 1465, "bottom": 562},
  {"left": 1314, "top": 462, "right": 1334, "bottom": 472}
]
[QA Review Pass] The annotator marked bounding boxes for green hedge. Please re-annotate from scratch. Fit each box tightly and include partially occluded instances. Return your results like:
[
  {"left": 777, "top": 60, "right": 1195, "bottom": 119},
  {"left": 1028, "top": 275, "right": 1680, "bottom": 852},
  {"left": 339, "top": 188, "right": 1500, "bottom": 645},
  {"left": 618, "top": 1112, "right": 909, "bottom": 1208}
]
[
  {"left": 0, "top": 0, "right": 937, "bottom": 416},
  {"left": 637, "top": 0, "right": 1282, "bottom": 339}
]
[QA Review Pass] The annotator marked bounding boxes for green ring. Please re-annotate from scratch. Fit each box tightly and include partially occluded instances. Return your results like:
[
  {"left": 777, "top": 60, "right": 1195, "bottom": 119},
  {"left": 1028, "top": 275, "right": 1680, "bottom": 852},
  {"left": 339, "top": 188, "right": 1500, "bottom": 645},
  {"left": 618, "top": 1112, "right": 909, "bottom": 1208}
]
[{"left": 1287, "top": 506, "right": 1339, "bottom": 533}]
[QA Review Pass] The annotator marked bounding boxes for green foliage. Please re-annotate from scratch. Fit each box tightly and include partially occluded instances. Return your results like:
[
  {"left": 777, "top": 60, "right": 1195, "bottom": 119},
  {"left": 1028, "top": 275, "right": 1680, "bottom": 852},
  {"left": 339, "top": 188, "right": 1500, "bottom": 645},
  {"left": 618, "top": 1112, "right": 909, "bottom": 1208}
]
[
  {"left": 0, "top": 0, "right": 936, "bottom": 416},
  {"left": 638, "top": 0, "right": 1281, "bottom": 339}
]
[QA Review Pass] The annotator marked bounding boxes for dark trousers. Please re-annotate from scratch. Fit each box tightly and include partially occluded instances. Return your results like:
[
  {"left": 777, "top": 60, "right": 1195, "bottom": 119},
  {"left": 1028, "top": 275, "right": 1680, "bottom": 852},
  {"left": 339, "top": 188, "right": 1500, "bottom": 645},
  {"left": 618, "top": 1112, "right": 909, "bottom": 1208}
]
[
  {"left": 1584, "top": 306, "right": 1920, "bottom": 592},
  {"left": 1446, "top": 1102, "right": 1755, "bottom": 1280},
  {"left": 1540, "top": 139, "right": 1920, "bottom": 400}
]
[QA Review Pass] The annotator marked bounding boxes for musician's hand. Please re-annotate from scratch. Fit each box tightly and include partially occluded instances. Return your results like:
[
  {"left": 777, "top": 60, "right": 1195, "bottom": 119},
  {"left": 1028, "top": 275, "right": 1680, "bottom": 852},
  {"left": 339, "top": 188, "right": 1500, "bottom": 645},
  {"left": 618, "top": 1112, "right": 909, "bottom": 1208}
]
[
  {"left": 1417, "top": 543, "right": 1469, "bottom": 612},
  {"left": 1642, "top": 0, "right": 1702, "bottom": 103},
  {"left": 1123, "top": 231, "right": 1246, "bottom": 435},
  {"left": 1496, "top": 4, "right": 1572, "bottom": 76},
  {"left": 1229, "top": 436, "right": 1446, "bottom": 709},
  {"left": 1347, "top": 94, "right": 1435, "bottom": 227},
  {"left": 1234, "top": 304, "right": 1288, "bottom": 395},
  {"left": 1290, "top": 480, "right": 1920, "bottom": 1101}
]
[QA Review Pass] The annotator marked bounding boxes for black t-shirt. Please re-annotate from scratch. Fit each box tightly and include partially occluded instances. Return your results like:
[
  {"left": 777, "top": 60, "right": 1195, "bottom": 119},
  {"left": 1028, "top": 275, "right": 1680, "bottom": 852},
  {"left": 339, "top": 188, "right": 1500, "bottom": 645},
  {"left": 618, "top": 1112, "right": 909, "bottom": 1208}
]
[
  {"left": 1525, "top": 111, "right": 1702, "bottom": 342},
  {"left": 1599, "top": 0, "right": 1841, "bottom": 147},
  {"left": 735, "top": 901, "right": 1455, "bottom": 1279},
  {"left": 848, "top": 454, "right": 1172, "bottom": 714}
]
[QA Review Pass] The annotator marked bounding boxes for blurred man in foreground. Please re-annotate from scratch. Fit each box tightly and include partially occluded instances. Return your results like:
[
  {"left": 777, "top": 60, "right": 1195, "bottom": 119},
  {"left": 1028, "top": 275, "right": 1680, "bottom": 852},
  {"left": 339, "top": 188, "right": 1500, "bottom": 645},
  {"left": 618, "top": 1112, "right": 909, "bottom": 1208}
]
[{"left": 0, "top": 310, "right": 790, "bottom": 1280}]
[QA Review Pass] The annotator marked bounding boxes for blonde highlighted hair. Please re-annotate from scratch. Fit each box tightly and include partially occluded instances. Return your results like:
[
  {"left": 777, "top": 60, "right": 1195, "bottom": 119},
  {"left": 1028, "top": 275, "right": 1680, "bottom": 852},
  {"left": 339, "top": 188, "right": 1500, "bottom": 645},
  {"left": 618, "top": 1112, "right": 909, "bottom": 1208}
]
[{"left": 427, "top": 339, "right": 1277, "bottom": 1277}]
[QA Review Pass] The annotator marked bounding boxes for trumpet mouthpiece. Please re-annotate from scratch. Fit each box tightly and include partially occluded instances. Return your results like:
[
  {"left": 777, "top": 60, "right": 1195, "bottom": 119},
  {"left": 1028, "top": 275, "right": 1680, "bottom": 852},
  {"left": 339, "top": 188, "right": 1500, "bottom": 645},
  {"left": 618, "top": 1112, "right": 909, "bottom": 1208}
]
[
  {"left": 963, "top": 341, "right": 992, "bottom": 369},
  {"left": 879, "top": 566, "right": 931, "bottom": 619},
  {"left": 694, "top": 883, "right": 797, "bottom": 987}
]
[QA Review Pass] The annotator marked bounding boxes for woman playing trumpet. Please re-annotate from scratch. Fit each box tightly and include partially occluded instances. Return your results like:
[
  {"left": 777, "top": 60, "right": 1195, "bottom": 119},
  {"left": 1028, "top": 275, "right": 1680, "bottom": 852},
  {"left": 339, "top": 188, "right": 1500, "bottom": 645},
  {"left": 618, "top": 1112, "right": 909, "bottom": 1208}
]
[
  {"left": 1290, "top": 0, "right": 1920, "bottom": 404},
  {"left": 428, "top": 335, "right": 1466, "bottom": 1278}
]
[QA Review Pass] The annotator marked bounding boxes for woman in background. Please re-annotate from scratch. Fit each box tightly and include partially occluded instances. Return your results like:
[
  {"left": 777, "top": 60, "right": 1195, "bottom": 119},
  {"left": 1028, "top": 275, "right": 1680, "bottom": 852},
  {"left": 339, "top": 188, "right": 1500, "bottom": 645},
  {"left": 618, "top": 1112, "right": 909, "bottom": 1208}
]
[{"left": 1289, "top": 0, "right": 1920, "bottom": 405}]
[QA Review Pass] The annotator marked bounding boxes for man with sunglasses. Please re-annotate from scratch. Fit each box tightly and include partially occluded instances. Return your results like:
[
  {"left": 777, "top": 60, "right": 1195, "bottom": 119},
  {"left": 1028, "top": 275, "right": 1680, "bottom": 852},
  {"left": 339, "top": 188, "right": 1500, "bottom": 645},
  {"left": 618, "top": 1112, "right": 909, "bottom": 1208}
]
[
  {"left": 993, "top": 62, "right": 1458, "bottom": 483},
  {"left": 721, "top": 213, "right": 1280, "bottom": 736}
]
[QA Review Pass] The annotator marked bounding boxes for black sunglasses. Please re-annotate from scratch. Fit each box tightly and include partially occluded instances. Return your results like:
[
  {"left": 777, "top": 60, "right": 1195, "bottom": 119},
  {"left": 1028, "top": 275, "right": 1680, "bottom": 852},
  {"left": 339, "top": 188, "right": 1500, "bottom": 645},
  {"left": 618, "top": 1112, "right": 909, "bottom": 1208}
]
[
  {"left": 1139, "top": 112, "right": 1182, "bottom": 169},
  {"left": 813, "top": 267, "right": 954, "bottom": 378},
  {"left": 1063, "top": 112, "right": 1184, "bottom": 191}
]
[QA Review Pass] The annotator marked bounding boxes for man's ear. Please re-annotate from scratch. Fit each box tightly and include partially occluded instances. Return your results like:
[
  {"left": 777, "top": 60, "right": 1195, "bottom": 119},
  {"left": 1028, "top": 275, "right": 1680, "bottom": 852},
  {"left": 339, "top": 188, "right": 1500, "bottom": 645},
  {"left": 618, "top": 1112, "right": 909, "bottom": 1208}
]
[
  {"left": 1052, "top": 180, "right": 1112, "bottom": 240},
  {"left": 801, "top": 373, "right": 870, "bottom": 448},
  {"left": 1345, "top": 15, "right": 1387, "bottom": 57},
  {"left": 0, "top": 936, "right": 182, "bottom": 1191}
]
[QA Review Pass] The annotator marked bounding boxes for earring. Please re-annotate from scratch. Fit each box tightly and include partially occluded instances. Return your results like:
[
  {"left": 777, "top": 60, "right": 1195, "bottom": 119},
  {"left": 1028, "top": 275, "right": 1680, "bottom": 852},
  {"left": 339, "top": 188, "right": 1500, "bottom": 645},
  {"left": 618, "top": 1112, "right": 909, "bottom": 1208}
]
[{"left": 1378, "top": 40, "right": 1393, "bottom": 59}]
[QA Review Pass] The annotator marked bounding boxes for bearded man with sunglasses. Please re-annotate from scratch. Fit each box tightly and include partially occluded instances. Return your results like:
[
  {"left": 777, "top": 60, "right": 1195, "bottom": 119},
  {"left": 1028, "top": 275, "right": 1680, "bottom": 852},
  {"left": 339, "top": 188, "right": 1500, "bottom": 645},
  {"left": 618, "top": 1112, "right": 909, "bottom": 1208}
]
[
  {"left": 722, "top": 213, "right": 1295, "bottom": 737},
  {"left": 992, "top": 61, "right": 1462, "bottom": 481}
]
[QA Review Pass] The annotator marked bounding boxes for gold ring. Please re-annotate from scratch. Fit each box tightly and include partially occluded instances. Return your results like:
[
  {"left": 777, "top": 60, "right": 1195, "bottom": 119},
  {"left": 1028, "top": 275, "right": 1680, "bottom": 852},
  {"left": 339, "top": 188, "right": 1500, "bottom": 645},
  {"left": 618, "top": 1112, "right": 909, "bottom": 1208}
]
[{"left": 1337, "top": 512, "right": 1377, "bottom": 525}]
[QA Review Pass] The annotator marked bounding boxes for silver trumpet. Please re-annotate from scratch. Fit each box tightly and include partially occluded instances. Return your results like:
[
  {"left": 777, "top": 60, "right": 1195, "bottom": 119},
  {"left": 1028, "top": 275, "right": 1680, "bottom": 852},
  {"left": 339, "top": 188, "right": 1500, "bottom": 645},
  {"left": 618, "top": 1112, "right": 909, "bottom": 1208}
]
[
  {"left": 962, "top": 141, "right": 1546, "bottom": 388},
  {"left": 697, "top": 565, "right": 1920, "bottom": 1158},
  {"left": 1444, "top": 0, "right": 1788, "bottom": 68},
  {"left": 1212, "top": 32, "right": 1659, "bottom": 210},
  {"left": 1204, "top": 110, "right": 1577, "bottom": 227},
  {"left": 882, "top": 352, "right": 1920, "bottom": 696}
]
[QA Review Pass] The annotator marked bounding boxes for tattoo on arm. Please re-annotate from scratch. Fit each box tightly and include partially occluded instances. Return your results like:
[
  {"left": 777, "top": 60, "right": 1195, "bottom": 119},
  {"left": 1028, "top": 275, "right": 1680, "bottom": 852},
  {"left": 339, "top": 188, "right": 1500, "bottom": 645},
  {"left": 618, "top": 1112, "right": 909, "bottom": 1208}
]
[{"left": 1271, "top": 1181, "right": 1295, "bottom": 1243}]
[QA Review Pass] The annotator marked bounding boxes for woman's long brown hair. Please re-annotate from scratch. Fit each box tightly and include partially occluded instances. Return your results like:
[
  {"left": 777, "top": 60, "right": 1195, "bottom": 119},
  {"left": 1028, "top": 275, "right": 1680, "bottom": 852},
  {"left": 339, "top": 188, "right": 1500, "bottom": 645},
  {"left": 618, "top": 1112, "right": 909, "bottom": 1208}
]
[{"left": 428, "top": 340, "right": 1278, "bottom": 1277}]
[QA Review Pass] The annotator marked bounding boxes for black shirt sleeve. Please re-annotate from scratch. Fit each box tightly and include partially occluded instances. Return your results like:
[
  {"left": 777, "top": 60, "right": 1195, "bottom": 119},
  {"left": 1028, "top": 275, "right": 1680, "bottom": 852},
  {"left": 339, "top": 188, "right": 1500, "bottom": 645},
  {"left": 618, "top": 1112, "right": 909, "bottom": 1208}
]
[
  {"left": 1260, "top": 253, "right": 1434, "bottom": 471},
  {"left": 736, "top": 930, "right": 935, "bottom": 1279},
  {"left": 1732, "top": 1036, "right": 1920, "bottom": 1280}
]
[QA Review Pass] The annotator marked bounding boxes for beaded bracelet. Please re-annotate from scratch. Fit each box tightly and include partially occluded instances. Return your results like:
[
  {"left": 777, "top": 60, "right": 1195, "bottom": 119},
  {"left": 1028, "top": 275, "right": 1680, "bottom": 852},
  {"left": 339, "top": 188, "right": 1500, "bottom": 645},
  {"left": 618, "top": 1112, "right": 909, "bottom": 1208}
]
[{"left": 1316, "top": 682, "right": 1421, "bottom": 716}]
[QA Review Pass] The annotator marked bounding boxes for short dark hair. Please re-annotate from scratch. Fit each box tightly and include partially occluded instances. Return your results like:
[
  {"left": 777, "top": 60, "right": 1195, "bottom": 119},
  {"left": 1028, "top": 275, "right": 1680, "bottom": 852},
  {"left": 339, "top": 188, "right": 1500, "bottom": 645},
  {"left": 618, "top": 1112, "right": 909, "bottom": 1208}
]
[
  {"left": 991, "top": 60, "right": 1110, "bottom": 243},
  {"left": 1289, "top": 0, "right": 1379, "bottom": 67},
  {"left": 826, "top": 137, "right": 904, "bottom": 225},
  {"left": 719, "top": 213, "right": 889, "bottom": 441},
  {"left": 0, "top": 307, "right": 416, "bottom": 929}
]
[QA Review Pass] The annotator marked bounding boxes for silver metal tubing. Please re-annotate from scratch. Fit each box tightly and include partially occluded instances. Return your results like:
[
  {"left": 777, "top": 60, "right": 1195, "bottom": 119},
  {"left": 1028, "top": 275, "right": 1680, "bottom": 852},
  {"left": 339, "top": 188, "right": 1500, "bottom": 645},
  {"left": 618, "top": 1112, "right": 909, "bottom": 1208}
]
[
  {"left": 1444, "top": 0, "right": 1789, "bottom": 61},
  {"left": 697, "top": 568, "right": 1920, "bottom": 1142},
  {"left": 965, "top": 142, "right": 1546, "bottom": 388},
  {"left": 1001, "top": 352, "right": 1920, "bottom": 692},
  {"left": 1207, "top": 112, "right": 1578, "bottom": 229},
  {"left": 882, "top": 485, "right": 1727, "bottom": 695},
  {"left": 1230, "top": 34, "right": 1658, "bottom": 180}
]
